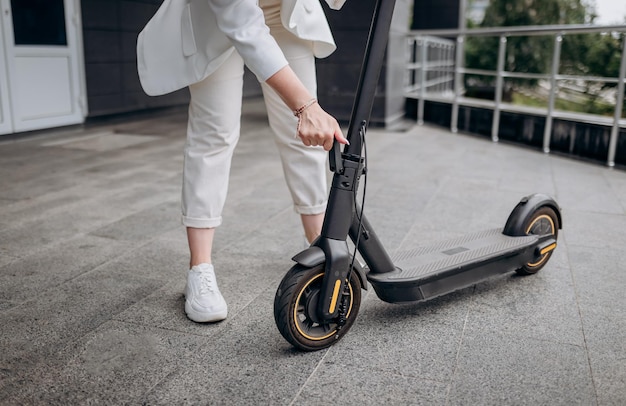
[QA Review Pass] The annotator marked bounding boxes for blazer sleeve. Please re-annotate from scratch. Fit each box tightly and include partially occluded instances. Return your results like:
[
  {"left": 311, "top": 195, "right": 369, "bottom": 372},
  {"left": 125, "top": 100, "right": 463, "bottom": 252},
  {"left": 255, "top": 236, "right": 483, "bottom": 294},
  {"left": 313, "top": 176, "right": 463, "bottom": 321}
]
[{"left": 207, "top": 0, "right": 288, "bottom": 81}]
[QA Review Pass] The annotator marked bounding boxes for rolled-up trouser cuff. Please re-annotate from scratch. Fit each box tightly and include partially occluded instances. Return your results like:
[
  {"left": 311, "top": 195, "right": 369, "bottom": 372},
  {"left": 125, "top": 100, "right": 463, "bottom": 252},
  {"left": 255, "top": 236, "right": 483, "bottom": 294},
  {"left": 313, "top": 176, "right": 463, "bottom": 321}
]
[
  {"left": 182, "top": 215, "right": 222, "bottom": 229},
  {"left": 294, "top": 202, "right": 327, "bottom": 216}
]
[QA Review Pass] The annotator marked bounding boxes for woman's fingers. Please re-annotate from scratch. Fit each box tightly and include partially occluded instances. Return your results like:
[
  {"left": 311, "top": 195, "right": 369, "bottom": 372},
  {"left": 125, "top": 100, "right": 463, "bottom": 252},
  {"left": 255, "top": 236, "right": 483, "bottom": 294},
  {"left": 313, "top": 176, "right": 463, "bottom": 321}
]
[
  {"left": 297, "top": 105, "right": 348, "bottom": 151},
  {"left": 334, "top": 125, "right": 349, "bottom": 146}
]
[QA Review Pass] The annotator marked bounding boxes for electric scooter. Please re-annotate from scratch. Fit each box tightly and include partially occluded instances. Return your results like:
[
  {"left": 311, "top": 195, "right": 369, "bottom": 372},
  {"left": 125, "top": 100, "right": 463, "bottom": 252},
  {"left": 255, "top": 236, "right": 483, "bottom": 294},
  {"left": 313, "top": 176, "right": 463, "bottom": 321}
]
[{"left": 273, "top": 0, "right": 562, "bottom": 351}]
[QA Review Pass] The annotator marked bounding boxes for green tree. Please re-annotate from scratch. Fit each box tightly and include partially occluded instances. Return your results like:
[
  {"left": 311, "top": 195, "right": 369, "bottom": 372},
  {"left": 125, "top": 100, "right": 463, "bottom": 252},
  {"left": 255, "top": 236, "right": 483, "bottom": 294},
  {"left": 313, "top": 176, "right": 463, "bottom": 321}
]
[
  {"left": 466, "top": 0, "right": 589, "bottom": 75},
  {"left": 464, "top": 0, "right": 624, "bottom": 115},
  {"left": 580, "top": 32, "right": 625, "bottom": 115}
]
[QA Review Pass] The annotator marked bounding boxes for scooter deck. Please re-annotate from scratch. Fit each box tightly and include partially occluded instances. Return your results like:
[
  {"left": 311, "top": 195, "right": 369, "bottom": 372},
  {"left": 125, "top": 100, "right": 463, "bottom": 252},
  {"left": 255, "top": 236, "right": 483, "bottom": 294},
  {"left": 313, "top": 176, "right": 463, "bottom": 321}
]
[{"left": 366, "top": 228, "right": 540, "bottom": 303}]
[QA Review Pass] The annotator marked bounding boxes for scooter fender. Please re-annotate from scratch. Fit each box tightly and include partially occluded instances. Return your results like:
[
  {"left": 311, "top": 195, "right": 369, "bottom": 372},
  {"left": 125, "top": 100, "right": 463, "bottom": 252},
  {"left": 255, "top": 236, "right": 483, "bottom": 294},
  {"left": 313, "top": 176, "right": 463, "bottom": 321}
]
[
  {"left": 292, "top": 247, "right": 368, "bottom": 291},
  {"left": 503, "top": 193, "right": 562, "bottom": 236}
]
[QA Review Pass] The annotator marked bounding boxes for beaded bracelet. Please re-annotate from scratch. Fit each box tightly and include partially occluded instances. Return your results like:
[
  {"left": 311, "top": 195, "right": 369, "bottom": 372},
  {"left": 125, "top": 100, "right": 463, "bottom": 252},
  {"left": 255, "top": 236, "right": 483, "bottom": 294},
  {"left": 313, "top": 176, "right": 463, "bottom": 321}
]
[{"left": 293, "top": 98, "right": 318, "bottom": 117}]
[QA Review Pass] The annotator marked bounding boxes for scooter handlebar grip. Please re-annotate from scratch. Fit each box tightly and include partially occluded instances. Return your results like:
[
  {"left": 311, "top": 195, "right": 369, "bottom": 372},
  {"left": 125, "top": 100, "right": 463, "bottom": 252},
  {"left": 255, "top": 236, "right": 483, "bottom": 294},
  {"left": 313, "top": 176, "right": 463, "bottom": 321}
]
[{"left": 329, "top": 140, "right": 343, "bottom": 174}]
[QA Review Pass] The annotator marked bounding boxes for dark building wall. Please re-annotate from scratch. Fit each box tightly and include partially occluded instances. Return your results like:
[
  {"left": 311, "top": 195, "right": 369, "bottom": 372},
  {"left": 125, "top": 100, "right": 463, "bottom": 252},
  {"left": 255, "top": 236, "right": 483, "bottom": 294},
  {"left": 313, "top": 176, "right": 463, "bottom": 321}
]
[
  {"left": 80, "top": 0, "right": 409, "bottom": 122},
  {"left": 411, "top": 0, "right": 460, "bottom": 30},
  {"left": 81, "top": 0, "right": 189, "bottom": 117},
  {"left": 317, "top": 0, "right": 375, "bottom": 124},
  {"left": 79, "top": 0, "right": 289, "bottom": 118},
  {"left": 318, "top": 0, "right": 412, "bottom": 127}
]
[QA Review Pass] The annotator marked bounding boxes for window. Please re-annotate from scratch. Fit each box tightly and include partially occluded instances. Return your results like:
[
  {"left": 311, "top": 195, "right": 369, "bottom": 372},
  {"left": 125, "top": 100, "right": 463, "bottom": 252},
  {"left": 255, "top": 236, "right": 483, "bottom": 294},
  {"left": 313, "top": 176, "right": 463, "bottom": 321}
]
[{"left": 11, "top": 0, "right": 67, "bottom": 46}]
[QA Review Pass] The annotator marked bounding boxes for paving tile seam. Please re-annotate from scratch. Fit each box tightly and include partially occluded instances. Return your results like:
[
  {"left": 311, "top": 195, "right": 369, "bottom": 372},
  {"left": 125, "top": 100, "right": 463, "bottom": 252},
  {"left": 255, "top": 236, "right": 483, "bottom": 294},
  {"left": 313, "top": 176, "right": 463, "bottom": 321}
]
[
  {"left": 74, "top": 163, "right": 181, "bottom": 182},
  {"left": 13, "top": 230, "right": 142, "bottom": 265},
  {"left": 457, "top": 327, "right": 591, "bottom": 362},
  {"left": 0, "top": 191, "right": 95, "bottom": 219},
  {"left": 0, "top": 187, "right": 180, "bottom": 230},
  {"left": 33, "top": 136, "right": 179, "bottom": 162},
  {"left": 2, "top": 326, "right": 188, "bottom": 405},
  {"left": 114, "top": 280, "right": 287, "bottom": 351},
  {"left": 89, "top": 220, "right": 182, "bottom": 244},
  {"left": 565, "top": 241, "right": 624, "bottom": 252},
  {"left": 0, "top": 234, "right": 145, "bottom": 290},
  {"left": 562, "top": 206, "right": 626, "bottom": 216},
  {"left": 211, "top": 281, "right": 284, "bottom": 330},
  {"left": 56, "top": 242, "right": 160, "bottom": 285},
  {"left": 94, "top": 266, "right": 177, "bottom": 285},
  {"left": 0, "top": 252, "right": 21, "bottom": 263},
  {"left": 582, "top": 341, "right": 601, "bottom": 406},
  {"left": 214, "top": 205, "right": 295, "bottom": 254},
  {"left": 108, "top": 317, "right": 226, "bottom": 341},
  {"left": 558, "top": 240, "right": 591, "bottom": 316},
  {"left": 461, "top": 274, "right": 589, "bottom": 345},
  {"left": 0, "top": 170, "right": 177, "bottom": 206},
  {"left": 0, "top": 127, "right": 89, "bottom": 146},
  {"left": 136, "top": 367, "right": 183, "bottom": 405},
  {"left": 288, "top": 347, "right": 332, "bottom": 406},
  {"left": 528, "top": 238, "right": 599, "bottom": 404},
  {"left": 443, "top": 294, "right": 473, "bottom": 404},
  {"left": 329, "top": 355, "right": 461, "bottom": 384},
  {"left": 0, "top": 298, "right": 22, "bottom": 309},
  {"left": 500, "top": 334, "right": 588, "bottom": 351}
]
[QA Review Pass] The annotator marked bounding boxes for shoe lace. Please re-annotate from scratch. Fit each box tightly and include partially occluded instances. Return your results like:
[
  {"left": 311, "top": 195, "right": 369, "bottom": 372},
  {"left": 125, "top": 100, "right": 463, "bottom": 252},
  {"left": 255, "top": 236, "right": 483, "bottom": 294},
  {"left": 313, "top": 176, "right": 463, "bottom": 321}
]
[{"left": 198, "top": 271, "right": 216, "bottom": 294}]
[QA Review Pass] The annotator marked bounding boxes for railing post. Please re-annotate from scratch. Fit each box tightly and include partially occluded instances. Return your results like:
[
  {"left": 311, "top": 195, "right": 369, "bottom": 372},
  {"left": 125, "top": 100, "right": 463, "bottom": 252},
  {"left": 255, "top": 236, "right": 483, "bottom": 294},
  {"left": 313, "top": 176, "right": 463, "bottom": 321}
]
[
  {"left": 451, "top": 35, "right": 464, "bottom": 133},
  {"left": 418, "top": 37, "right": 427, "bottom": 125},
  {"left": 447, "top": 41, "right": 454, "bottom": 95},
  {"left": 607, "top": 36, "right": 626, "bottom": 167},
  {"left": 491, "top": 35, "right": 507, "bottom": 142},
  {"left": 543, "top": 35, "right": 562, "bottom": 153}
]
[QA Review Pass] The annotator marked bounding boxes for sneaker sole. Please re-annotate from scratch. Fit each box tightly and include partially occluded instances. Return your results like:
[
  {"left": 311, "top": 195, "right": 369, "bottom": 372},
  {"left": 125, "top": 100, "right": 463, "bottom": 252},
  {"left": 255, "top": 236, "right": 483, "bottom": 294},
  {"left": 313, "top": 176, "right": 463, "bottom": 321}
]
[{"left": 185, "top": 302, "right": 228, "bottom": 323}]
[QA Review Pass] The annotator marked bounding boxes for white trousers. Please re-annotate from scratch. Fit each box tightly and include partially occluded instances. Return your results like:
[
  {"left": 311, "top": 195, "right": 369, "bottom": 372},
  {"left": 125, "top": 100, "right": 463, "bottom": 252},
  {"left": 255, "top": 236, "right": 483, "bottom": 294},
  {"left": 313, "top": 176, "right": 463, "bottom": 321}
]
[{"left": 181, "top": 12, "right": 328, "bottom": 229}]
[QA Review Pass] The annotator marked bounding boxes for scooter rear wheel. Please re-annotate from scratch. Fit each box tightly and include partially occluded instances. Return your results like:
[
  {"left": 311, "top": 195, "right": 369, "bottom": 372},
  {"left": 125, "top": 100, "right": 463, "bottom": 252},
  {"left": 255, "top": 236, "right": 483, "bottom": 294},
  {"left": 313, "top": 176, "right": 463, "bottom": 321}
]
[
  {"left": 515, "top": 206, "right": 559, "bottom": 275},
  {"left": 274, "top": 264, "right": 361, "bottom": 351}
]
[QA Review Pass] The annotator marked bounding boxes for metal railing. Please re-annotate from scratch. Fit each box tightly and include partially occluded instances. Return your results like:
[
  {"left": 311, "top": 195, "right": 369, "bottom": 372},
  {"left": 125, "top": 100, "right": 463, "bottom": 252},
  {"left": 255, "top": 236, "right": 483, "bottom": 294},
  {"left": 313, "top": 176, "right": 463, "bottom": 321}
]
[{"left": 404, "top": 24, "right": 626, "bottom": 167}]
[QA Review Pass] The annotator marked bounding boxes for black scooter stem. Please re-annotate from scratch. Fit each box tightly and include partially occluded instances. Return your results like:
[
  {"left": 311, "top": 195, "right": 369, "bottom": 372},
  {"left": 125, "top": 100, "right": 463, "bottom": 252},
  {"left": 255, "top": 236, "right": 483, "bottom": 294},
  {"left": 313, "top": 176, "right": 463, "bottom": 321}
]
[
  {"left": 343, "top": 0, "right": 397, "bottom": 154},
  {"left": 321, "top": 0, "right": 397, "bottom": 240},
  {"left": 315, "top": 0, "right": 398, "bottom": 319}
]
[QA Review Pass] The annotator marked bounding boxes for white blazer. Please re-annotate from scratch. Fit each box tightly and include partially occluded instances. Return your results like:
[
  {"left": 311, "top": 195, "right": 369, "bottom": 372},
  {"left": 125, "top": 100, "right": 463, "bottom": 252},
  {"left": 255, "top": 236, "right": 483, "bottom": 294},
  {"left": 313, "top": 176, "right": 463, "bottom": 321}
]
[{"left": 137, "top": 0, "right": 346, "bottom": 96}]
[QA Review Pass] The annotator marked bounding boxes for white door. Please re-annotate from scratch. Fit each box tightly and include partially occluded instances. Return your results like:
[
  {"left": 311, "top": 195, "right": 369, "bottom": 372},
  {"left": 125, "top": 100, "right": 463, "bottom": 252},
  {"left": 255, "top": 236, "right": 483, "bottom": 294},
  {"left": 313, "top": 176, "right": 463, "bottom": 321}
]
[{"left": 0, "top": 0, "right": 86, "bottom": 135}]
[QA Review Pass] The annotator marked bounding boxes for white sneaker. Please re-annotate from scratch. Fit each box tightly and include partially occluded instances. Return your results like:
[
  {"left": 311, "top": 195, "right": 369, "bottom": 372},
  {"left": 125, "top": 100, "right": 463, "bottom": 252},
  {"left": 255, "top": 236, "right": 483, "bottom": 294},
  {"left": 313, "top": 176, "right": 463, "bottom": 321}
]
[{"left": 184, "top": 263, "right": 228, "bottom": 323}]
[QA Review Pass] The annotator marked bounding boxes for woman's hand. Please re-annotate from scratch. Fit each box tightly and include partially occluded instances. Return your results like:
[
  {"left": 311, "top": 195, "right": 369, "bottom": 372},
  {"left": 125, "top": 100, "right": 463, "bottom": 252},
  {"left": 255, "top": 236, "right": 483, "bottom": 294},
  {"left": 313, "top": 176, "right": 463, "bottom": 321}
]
[
  {"left": 297, "top": 102, "right": 348, "bottom": 151},
  {"left": 265, "top": 66, "right": 349, "bottom": 151}
]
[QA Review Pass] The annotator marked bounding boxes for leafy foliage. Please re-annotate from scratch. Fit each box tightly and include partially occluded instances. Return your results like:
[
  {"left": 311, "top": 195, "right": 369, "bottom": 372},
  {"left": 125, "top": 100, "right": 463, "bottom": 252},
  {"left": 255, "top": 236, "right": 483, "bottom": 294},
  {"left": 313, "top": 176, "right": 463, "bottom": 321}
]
[{"left": 464, "top": 0, "right": 624, "bottom": 115}]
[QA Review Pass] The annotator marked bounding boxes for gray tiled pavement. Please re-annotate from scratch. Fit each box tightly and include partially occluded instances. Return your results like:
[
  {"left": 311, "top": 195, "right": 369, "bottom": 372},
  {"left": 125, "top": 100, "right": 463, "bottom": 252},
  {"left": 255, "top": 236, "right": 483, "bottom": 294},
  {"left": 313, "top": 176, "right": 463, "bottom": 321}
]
[{"left": 1, "top": 98, "right": 625, "bottom": 405}]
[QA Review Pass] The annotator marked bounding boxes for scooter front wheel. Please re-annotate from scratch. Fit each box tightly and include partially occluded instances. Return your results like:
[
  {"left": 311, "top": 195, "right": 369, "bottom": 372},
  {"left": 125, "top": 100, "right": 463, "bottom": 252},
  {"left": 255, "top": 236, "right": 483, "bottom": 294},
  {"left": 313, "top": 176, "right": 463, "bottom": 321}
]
[
  {"left": 274, "top": 264, "right": 361, "bottom": 351},
  {"left": 515, "top": 206, "right": 559, "bottom": 275}
]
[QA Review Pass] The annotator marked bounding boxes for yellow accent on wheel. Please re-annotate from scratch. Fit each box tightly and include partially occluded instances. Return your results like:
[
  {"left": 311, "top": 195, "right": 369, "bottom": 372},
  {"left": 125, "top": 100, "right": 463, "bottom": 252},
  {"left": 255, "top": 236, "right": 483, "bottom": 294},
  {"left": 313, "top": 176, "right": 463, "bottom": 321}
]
[
  {"left": 540, "top": 242, "right": 557, "bottom": 255},
  {"left": 525, "top": 214, "right": 556, "bottom": 268},
  {"left": 329, "top": 280, "right": 342, "bottom": 314},
  {"left": 292, "top": 273, "right": 354, "bottom": 342}
]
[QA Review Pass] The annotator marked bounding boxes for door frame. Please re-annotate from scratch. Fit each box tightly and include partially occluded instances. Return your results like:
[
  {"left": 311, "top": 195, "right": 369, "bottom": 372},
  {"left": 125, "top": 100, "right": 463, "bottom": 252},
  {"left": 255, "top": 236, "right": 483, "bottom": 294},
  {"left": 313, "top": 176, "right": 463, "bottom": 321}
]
[{"left": 0, "top": 5, "right": 12, "bottom": 135}]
